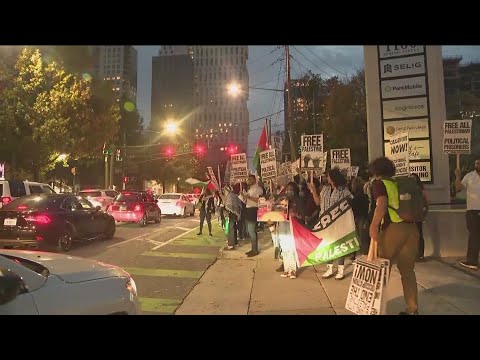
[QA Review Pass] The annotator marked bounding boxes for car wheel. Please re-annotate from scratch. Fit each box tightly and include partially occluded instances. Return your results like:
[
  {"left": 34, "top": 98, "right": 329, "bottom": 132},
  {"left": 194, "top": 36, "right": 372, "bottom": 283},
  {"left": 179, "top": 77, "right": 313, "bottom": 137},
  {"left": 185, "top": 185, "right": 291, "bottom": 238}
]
[
  {"left": 105, "top": 219, "right": 116, "bottom": 240},
  {"left": 154, "top": 212, "right": 161, "bottom": 224},
  {"left": 58, "top": 229, "right": 73, "bottom": 252},
  {"left": 139, "top": 213, "right": 147, "bottom": 227}
]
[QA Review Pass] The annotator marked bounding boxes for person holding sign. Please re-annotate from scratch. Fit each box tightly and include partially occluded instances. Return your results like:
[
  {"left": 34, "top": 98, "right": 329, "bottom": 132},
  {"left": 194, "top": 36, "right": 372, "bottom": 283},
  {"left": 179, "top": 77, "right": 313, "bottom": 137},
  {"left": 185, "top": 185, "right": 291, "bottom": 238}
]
[
  {"left": 369, "top": 156, "right": 420, "bottom": 315},
  {"left": 455, "top": 156, "right": 480, "bottom": 270},
  {"left": 243, "top": 175, "right": 264, "bottom": 257}
]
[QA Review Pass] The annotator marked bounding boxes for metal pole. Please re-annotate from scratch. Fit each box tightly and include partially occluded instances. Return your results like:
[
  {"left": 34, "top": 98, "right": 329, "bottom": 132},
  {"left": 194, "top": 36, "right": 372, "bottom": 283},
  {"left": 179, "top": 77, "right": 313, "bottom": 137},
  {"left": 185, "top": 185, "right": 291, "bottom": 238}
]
[
  {"left": 313, "top": 88, "right": 316, "bottom": 134},
  {"left": 122, "top": 130, "right": 126, "bottom": 190},
  {"left": 104, "top": 155, "right": 109, "bottom": 189},
  {"left": 109, "top": 152, "right": 115, "bottom": 189}
]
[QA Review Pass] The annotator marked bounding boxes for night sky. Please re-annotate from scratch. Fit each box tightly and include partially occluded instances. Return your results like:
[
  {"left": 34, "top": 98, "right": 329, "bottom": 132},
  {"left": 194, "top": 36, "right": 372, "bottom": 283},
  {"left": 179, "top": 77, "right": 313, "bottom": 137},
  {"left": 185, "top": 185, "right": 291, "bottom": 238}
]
[{"left": 135, "top": 46, "right": 480, "bottom": 160}]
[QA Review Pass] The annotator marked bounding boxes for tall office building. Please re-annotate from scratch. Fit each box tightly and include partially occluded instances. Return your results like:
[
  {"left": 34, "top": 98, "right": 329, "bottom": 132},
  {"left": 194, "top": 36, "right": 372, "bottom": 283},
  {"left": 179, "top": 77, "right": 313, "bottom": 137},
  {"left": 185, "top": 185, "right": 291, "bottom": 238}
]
[
  {"left": 89, "top": 46, "right": 138, "bottom": 102},
  {"left": 151, "top": 46, "right": 194, "bottom": 134},
  {"left": 192, "top": 46, "right": 249, "bottom": 161}
]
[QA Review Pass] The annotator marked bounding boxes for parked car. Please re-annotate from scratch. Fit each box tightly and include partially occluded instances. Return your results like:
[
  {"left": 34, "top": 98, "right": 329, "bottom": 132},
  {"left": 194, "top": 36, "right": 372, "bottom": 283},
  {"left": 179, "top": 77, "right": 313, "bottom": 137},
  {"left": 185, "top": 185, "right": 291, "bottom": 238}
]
[
  {"left": 78, "top": 189, "right": 118, "bottom": 211},
  {"left": 106, "top": 190, "right": 161, "bottom": 226},
  {"left": 0, "top": 180, "right": 56, "bottom": 209},
  {"left": 157, "top": 193, "right": 195, "bottom": 217},
  {"left": 0, "top": 194, "right": 116, "bottom": 252},
  {"left": 185, "top": 193, "right": 199, "bottom": 206},
  {"left": 0, "top": 249, "right": 139, "bottom": 314}
]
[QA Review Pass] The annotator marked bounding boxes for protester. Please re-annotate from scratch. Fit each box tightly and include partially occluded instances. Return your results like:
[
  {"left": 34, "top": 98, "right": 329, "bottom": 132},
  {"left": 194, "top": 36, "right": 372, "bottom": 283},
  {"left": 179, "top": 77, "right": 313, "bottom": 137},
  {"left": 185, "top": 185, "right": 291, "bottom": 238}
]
[
  {"left": 455, "top": 156, "right": 480, "bottom": 270},
  {"left": 197, "top": 188, "right": 215, "bottom": 236},
  {"left": 410, "top": 173, "right": 429, "bottom": 261},
  {"left": 242, "top": 174, "right": 263, "bottom": 257},
  {"left": 314, "top": 168, "right": 352, "bottom": 280},
  {"left": 351, "top": 176, "right": 370, "bottom": 256},
  {"left": 223, "top": 185, "right": 242, "bottom": 250},
  {"left": 369, "top": 156, "right": 420, "bottom": 315},
  {"left": 214, "top": 190, "right": 225, "bottom": 230}
]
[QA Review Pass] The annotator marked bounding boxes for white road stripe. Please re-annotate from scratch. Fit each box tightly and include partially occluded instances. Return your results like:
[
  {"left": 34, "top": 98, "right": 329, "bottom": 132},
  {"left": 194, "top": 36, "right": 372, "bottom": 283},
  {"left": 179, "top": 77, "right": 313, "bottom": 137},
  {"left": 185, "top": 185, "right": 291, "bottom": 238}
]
[
  {"left": 152, "top": 226, "right": 200, "bottom": 250},
  {"left": 174, "top": 226, "right": 192, "bottom": 231}
]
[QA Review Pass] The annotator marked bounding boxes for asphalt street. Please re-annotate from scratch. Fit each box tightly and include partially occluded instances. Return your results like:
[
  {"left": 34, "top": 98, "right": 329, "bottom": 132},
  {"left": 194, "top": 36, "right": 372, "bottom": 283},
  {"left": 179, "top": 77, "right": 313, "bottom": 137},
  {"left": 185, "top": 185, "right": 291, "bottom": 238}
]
[{"left": 67, "top": 213, "right": 225, "bottom": 314}]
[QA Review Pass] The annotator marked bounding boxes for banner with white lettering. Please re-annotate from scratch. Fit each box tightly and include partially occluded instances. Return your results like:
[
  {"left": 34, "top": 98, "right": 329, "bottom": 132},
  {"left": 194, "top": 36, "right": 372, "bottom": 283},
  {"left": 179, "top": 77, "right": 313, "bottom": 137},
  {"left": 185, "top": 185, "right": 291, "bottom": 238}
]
[
  {"left": 345, "top": 257, "right": 390, "bottom": 315},
  {"left": 443, "top": 119, "right": 472, "bottom": 154},
  {"left": 348, "top": 166, "right": 359, "bottom": 178},
  {"left": 272, "top": 135, "right": 283, "bottom": 161},
  {"left": 330, "top": 149, "right": 351, "bottom": 178},
  {"left": 230, "top": 153, "right": 248, "bottom": 184},
  {"left": 301, "top": 134, "right": 324, "bottom": 170},
  {"left": 260, "top": 149, "right": 277, "bottom": 181},
  {"left": 386, "top": 131, "right": 409, "bottom": 176},
  {"left": 290, "top": 198, "right": 360, "bottom": 266},
  {"left": 207, "top": 166, "right": 220, "bottom": 189}
]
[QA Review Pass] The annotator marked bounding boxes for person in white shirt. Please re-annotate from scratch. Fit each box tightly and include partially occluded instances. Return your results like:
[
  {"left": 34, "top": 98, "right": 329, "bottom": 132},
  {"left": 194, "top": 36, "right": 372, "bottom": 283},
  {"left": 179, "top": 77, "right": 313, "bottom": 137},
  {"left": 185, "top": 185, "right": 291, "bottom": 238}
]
[
  {"left": 242, "top": 174, "right": 264, "bottom": 257},
  {"left": 455, "top": 157, "right": 480, "bottom": 270}
]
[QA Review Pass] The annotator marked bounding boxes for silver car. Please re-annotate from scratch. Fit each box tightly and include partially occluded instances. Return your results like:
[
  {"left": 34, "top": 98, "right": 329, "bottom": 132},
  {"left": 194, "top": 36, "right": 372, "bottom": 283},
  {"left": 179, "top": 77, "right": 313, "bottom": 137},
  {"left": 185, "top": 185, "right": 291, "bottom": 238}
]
[
  {"left": 0, "top": 249, "right": 139, "bottom": 315},
  {"left": 78, "top": 189, "right": 118, "bottom": 211}
]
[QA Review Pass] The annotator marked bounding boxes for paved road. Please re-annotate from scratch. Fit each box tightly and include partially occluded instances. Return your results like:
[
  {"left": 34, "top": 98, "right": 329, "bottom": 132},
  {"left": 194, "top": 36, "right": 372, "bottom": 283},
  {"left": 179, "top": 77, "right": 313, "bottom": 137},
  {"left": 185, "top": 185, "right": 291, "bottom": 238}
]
[{"left": 67, "top": 214, "right": 225, "bottom": 314}]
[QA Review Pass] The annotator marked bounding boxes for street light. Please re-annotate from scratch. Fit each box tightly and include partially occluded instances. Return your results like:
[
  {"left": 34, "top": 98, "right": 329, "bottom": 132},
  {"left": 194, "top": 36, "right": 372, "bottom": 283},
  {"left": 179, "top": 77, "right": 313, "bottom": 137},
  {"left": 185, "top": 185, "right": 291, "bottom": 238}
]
[
  {"left": 227, "top": 81, "right": 284, "bottom": 97},
  {"left": 165, "top": 120, "right": 179, "bottom": 135}
]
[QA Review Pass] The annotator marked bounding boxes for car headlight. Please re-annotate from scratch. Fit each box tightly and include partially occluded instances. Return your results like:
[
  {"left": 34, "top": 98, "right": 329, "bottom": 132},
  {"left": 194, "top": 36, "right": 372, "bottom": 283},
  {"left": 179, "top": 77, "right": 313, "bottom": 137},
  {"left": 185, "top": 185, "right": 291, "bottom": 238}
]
[{"left": 126, "top": 277, "right": 137, "bottom": 297}]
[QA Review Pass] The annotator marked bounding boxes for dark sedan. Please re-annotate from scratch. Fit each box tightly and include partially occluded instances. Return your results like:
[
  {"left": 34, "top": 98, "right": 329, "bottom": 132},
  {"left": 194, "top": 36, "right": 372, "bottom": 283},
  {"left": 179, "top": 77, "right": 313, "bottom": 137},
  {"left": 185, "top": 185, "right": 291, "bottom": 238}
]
[{"left": 0, "top": 194, "right": 116, "bottom": 252}]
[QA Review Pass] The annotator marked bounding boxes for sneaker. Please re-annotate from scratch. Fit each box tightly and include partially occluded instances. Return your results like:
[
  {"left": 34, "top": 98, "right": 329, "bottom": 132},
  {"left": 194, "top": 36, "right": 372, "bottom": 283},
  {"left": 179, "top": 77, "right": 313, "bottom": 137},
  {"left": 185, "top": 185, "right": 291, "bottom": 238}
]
[
  {"left": 459, "top": 261, "right": 478, "bottom": 270},
  {"left": 289, "top": 271, "right": 297, "bottom": 279},
  {"left": 322, "top": 264, "right": 334, "bottom": 279},
  {"left": 247, "top": 250, "right": 259, "bottom": 257},
  {"left": 209, "top": 233, "right": 213, "bottom": 237},
  {"left": 335, "top": 265, "right": 345, "bottom": 280},
  {"left": 399, "top": 310, "right": 419, "bottom": 315},
  {"left": 245, "top": 250, "right": 253, "bottom": 255},
  {"left": 275, "top": 264, "right": 285, "bottom": 272},
  {"left": 280, "top": 272, "right": 289, "bottom": 278},
  {"left": 197, "top": 232, "right": 202, "bottom": 236}
]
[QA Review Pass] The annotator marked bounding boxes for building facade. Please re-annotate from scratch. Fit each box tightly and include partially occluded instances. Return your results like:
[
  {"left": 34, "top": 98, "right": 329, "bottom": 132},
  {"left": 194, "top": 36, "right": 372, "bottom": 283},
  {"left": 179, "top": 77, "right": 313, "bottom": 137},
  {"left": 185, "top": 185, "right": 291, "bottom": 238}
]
[
  {"left": 151, "top": 46, "right": 194, "bottom": 135},
  {"left": 89, "top": 46, "right": 138, "bottom": 102}
]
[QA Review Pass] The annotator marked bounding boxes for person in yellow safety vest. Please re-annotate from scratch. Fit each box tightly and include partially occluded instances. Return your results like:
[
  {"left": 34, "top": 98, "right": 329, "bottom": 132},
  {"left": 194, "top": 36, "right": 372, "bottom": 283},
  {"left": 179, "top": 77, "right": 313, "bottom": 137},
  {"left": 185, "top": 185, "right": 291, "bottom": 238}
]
[{"left": 369, "top": 156, "right": 420, "bottom": 315}]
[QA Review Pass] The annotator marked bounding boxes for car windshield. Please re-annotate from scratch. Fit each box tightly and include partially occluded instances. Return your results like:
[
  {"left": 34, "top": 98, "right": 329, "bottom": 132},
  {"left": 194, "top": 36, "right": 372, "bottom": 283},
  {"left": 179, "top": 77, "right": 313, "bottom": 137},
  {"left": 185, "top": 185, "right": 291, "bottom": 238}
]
[
  {"left": 1, "top": 196, "right": 58, "bottom": 211},
  {"left": 159, "top": 194, "right": 181, "bottom": 200},
  {"left": 0, "top": 254, "right": 49, "bottom": 278},
  {"left": 79, "top": 191, "right": 102, "bottom": 197},
  {"left": 115, "top": 193, "right": 142, "bottom": 202}
]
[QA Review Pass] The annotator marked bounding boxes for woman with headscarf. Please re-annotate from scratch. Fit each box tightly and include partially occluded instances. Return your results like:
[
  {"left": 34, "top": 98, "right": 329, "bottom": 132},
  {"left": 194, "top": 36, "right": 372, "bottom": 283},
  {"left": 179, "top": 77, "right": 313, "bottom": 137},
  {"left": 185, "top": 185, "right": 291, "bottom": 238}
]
[{"left": 223, "top": 185, "right": 242, "bottom": 250}]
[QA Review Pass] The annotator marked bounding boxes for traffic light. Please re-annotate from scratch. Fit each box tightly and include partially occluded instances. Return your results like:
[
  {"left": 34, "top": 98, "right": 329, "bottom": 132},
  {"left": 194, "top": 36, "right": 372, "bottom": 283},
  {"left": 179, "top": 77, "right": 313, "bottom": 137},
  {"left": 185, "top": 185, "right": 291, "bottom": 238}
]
[
  {"left": 116, "top": 148, "right": 122, "bottom": 161},
  {"left": 164, "top": 145, "right": 175, "bottom": 157},
  {"left": 123, "top": 176, "right": 128, "bottom": 183},
  {"left": 227, "top": 145, "right": 238, "bottom": 154},
  {"left": 194, "top": 144, "right": 205, "bottom": 157},
  {"left": 103, "top": 143, "right": 111, "bottom": 155}
]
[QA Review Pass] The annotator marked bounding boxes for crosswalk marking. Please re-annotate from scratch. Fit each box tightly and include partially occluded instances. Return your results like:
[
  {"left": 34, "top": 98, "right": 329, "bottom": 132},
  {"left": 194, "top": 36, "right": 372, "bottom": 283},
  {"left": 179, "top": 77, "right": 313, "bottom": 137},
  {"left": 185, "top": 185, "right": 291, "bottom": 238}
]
[
  {"left": 141, "top": 251, "right": 217, "bottom": 259},
  {"left": 125, "top": 267, "right": 203, "bottom": 279}
]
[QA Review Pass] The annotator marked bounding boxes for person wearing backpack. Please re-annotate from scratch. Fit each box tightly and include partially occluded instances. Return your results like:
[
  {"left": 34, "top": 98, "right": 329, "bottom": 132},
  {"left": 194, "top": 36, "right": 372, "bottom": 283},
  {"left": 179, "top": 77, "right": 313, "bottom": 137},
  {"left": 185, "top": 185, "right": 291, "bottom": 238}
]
[
  {"left": 368, "top": 156, "right": 421, "bottom": 315},
  {"left": 410, "top": 173, "right": 429, "bottom": 261}
]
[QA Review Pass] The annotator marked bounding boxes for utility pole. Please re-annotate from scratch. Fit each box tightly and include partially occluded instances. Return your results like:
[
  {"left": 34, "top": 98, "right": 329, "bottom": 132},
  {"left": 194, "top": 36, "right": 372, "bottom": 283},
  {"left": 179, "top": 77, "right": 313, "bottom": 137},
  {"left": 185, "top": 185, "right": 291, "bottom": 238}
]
[
  {"left": 122, "top": 130, "right": 126, "bottom": 190},
  {"left": 268, "top": 117, "right": 272, "bottom": 148},
  {"left": 109, "top": 151, "right": 115, "bottom": 189},
  {"left": 285, "top": 45, "right": 296, "bottom": 161}
]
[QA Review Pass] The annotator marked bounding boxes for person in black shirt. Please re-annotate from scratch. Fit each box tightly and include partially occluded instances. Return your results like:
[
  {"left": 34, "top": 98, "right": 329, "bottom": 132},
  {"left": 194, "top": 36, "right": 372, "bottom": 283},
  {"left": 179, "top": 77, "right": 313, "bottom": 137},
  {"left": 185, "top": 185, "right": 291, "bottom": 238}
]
[
  {"left": 351, "top": 177, "right": 370, "bottom": 256},
  {"left": 197, "top": 188, "right": 215, "bottom": 236}
]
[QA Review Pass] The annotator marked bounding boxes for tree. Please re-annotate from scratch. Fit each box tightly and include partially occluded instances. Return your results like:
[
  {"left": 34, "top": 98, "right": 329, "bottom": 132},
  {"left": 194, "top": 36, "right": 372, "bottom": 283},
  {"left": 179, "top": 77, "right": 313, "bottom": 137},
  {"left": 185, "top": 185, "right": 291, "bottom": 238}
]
[{"left": 0, "top": 47, "right": 120, "bottom": 181}]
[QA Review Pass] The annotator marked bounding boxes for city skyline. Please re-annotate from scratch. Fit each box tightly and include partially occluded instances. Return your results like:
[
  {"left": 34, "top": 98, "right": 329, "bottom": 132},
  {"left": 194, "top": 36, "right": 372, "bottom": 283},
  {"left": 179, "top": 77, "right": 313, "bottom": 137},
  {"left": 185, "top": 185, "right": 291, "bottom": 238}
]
[{"left": 136, "top": 46, "right": 480, "bottom": 160}]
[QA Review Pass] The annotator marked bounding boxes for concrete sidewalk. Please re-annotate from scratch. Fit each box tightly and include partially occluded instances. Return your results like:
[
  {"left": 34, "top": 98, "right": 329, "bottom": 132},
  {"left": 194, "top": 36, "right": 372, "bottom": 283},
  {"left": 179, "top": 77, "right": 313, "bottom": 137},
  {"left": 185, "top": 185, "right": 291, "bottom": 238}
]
[{"left": 175, "top": 230, "right": 480, "bottom": 315}]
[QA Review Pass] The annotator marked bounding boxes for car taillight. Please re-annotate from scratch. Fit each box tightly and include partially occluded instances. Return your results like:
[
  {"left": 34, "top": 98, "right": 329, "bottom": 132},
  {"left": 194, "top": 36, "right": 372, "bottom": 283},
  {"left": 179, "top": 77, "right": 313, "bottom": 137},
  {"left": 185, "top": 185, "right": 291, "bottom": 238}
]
[
  {"left": 25, "top": 214, "right": 51, "bottom": 225},
  {"left": 134, "top": 205, "right": 142, "bottom": 212},
  {"left": 1, "top": 196, "right": 12, "bottom": 206},
  {"left": 176, "top": 201, "right": 182, "bottom": 206}
]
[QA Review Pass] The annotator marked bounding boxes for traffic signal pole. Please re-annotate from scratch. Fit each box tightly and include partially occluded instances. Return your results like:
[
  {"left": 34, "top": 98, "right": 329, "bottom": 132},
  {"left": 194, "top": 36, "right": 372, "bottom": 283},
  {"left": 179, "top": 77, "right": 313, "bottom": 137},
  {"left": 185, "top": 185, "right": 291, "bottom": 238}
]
[
  {"left": 104, "top": 155, "right": 109, "bottom": 189},
  {"left": 109, "top": 151, "right": 115, "bottom": 189}
]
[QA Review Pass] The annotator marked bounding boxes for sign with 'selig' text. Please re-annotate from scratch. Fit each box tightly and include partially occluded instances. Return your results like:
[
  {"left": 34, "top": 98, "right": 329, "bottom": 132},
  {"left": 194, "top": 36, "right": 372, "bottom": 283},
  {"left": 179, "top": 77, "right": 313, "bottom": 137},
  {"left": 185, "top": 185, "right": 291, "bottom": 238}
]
[
  {"left": 301, "top": 134, "right": 324, "bottom": 170},
  {"left": 260, "top": 149, "right": 277, "bottom": 181},
  {"left": 443, "top": 120, "right": 472, "bottom": 154}
]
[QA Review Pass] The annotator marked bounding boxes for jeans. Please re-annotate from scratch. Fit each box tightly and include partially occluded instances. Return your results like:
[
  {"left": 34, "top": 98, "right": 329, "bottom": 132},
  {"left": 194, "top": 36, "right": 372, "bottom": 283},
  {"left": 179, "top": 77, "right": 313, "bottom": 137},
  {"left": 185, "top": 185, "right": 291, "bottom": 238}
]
[
  {"left": 466, "top": 210, "right": 480, "bottom": 265},
  {"left": 246, "top": 220, "right": 258, "bottom": 252},
  {"left": 227, "top": 218, "right": 238, "bottom": 247}
]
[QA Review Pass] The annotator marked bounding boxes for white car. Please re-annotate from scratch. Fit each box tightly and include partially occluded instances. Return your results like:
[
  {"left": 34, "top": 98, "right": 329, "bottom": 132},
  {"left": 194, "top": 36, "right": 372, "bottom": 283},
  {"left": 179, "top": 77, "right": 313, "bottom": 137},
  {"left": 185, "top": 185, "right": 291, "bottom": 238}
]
[
  {"left": 0, "top": 249, "right": 139, "bottom": 315},
  {"left": 157, "top": 193, "right": 195, "bottom": 217},
  {"left": 78, "top": 189, "right": 118, "bottom": 211},
  {"left": 1, "top": 180, "right": 56, "bottom": 209}
]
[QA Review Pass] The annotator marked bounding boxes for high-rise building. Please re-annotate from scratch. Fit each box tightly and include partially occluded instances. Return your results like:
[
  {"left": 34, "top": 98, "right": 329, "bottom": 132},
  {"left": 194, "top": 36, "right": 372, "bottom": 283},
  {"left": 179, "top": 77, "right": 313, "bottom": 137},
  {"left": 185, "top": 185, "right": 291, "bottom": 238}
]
[
  {"left": 151, "top": 46, "right": 194, "bottom": 135},
  {"left": 89, "top": 46, "right": 137, "bottom": 102},
  {"left": 192, "top": 46, "right": 249, "bottom": 162}
]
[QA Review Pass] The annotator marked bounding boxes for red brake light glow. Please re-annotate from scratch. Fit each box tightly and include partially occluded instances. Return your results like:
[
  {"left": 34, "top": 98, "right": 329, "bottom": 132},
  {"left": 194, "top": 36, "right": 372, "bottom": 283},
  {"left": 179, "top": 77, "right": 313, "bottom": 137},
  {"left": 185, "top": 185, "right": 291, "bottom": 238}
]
[
  {"left": 134, "top": 205, "right": 142, "bottom": 212},
  {"left": 123, "top": 193, "right": 131, "bottom": 196},
  {"left": 1, "top": 196, "right": 12, "bottom": 205},
  {"left": 176, "top": 201, "right": 182, "bottom": 206},
  {"left": 17, "top": 205, "right": 28, "bottom": 210},
  {"left": 25, "top": 215, "right": 51, "bottom": 225}
]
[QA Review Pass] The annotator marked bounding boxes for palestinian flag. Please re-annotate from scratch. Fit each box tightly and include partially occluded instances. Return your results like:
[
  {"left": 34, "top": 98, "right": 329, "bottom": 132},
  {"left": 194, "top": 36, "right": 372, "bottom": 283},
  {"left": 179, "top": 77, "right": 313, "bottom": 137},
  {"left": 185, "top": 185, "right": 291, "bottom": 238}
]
[
  {"left": 186, "top": 178, "right": 217, "bottom": 192},
  {"left": 252, "top": 125, "right": 268, "bottom": 175},
  {"left": 290, "top": 198, "right": 360, "bottom": 266}
]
